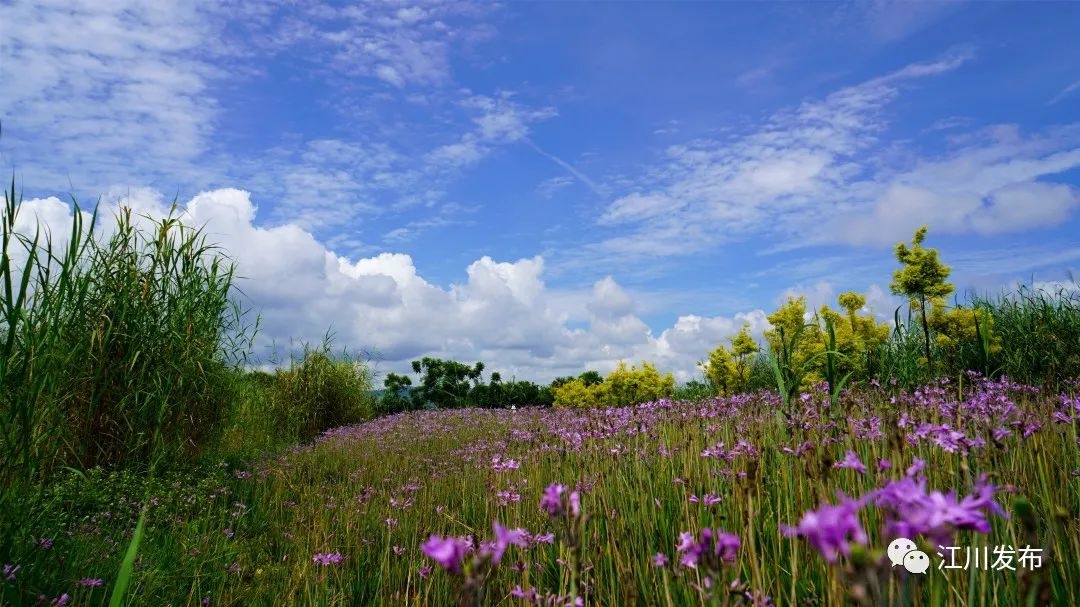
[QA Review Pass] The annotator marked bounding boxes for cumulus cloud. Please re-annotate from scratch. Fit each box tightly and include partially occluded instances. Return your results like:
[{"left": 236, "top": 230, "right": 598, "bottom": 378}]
[{"left": 11, "top": 188, "right": 783, "bottom": 384}]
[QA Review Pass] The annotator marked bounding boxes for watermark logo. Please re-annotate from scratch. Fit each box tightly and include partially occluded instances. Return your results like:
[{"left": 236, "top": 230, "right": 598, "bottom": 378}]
[
  {"left": 888, "top": 537, "right": 930, "bottom": 574},
  {"left": 936, "top": 545, "right": 1043, "bottom": 571},
  {"left": 887, "top": 537, "right": 1045, "bottom": 574}
]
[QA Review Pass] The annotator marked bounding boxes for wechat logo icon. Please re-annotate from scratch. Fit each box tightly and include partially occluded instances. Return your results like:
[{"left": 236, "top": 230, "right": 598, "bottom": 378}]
[{"left": 888, "top": 537, "right": 930, "bottom": 574}]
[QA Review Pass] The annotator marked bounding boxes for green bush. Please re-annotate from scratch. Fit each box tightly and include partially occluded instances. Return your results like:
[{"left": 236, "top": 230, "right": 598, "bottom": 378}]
[
  {"left": 553, "top": 361, "right": 675, "bottom": 408},
  {"left": 273, "top": 345, "right": 375, "bottom": 441},
  {"left": 1, "top": 183, "right": 254, "bottom": 482}
]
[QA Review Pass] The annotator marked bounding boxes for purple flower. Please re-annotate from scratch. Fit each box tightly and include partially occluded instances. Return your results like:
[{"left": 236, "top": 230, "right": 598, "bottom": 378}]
[
  {"left": 653, "top": 552, "right": 668, "bottom": 567},
  {"left": 418, "top": 565, "right": 433, "bottom": 579},
  {"left": 312, "top": 552, "right": 344, "bottom": 566},
  {"left": 676, "top": 528, "right": 740, "bottom": 569},
  {"left": 905, "top": 458, "right": 926, "bottom": 477},
  {"left": 877, "top": 458, "right": 891, "bottom": 471},
  {"left": 533, "top": 532, "right": 555, "bottom": 545},
  {"left": 50, "top": 594, "right": 70, "bottom": 607},
  {"left": 875, "top": 475, "right": 1007, "bottom": 546},
  {"left": 491, "top": 458, "right": 520, "bottom": 472},
  {"left": 511, "top": 586, "right": 539, "bottom": 601},
  {"left": 496, "top": 490, "right": 522, "bottom": 505},
  {"left": 782, "top": 496, "right": 868, "bottom": 562},
  {"left": 422, "top": 535, "right": 468, "bottom": 574},
  {"left": 540, "top": 483, "right": 567, "bottom": 517},
  {"left": 491, "top": 522, "right": 529, "bottom": 564},
  {"left": 77, "top": 578, "right": 103, "bottom": 587},
  {"left": 834, "top": 451, "right": 867, "bottom": 475},
  {"left": 2, "top": 563, "right": 19, "bottom": 581},
  {"left": 36, "top": 537, "right": 53, "bottom": 550}
]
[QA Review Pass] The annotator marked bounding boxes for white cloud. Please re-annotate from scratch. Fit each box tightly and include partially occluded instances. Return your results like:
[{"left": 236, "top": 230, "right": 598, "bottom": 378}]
[
  {"left": 588, "top": 53, "right": 1080, "bottom": 261},
  {"left": 777, "top": 281, "right": 836, "bottom": 315},
  {"left": 0, "top": 0, "right": 222, "bottom": 190},
  {"left": 1048, "top": 79, "right": 1080, "bottom": 105},
  {"left": 11, "top": 188, "right": 789, "bottom": 384},
  {"left": 427, "top": 93, "right": 558, "bottom": 170}
]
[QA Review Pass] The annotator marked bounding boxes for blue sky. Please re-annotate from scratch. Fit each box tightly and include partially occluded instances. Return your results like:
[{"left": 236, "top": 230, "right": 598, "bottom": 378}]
[{"left": 2, "top": 0, "right": 1079, "bottom": 382}]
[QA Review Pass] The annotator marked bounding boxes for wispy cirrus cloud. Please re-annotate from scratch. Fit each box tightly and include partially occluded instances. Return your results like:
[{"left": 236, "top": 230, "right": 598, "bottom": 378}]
[
  {"left": 426, "top": 92, "right": 558, "bottom": 169},
  {"left": 583, "top": 51, "right": 1080, "bottom": 265},
  {"left": 0, "top": 0, "right": 227, "bottom": 191}
]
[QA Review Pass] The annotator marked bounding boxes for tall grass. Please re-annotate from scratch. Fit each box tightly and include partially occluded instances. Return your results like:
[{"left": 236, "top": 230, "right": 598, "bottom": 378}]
[
  {"left": 871, "top": 284, "right": 1080, "bottom": 391},
  {"left": 270, "top": 338, "right": 376, "bottom": 443},
  {"left": 971, "top": 284, "right": 1080, "bottom": 388},
  {"left": 0, "top": 182, "right": 255, "bottom": 482}
]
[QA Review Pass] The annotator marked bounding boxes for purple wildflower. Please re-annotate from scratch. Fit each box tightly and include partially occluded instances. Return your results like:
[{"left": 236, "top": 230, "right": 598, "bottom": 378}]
[
  {"left": 3, "top": 563, "right": 19, "bottom": 581},
  {"left": 418, "top": 565, "right": 433, "bottom": 579},
  {"left": 540, "top": 483, "right": 567, "bottom": 516},
  {"left": 834, "top": 451, "right": 867, "bottom": 474},
  {"left": 511, "top": 586, "right": 539, "bottom": 601},
  {"left": 491, "top": 522, "right": 529, "bottom": 564},
  {"left": 76, "top": 578, "right": 103, "bottom": 587},
  {"left": 312, "top": 552, "right": 344, "bottom": 566},
  {"left": 533, "top": 532, "right": 555, "bottom": 545},
  {"left": 50, "top": 594, "right": 70, "bottom": 607},
  {"left": 875, "top": 474, "right": 1007, "bottom": 546},
  {"left": 653, "top": 552, "right": 668, "bottom": 567},
  {"left": 676, "top": 528, "right": 740, "bottom": 569},
  {"left": 905, "top": 458, "right": 926, "bottom": 477},
  {"left": 782, "top": 496, "right": 868, "bottom": 562},
  {"left": 36, "top": 537, "right": 53, "bottom": 550},
  {"left": 422, "top": 535, "right": 468, "bottom": 574}
]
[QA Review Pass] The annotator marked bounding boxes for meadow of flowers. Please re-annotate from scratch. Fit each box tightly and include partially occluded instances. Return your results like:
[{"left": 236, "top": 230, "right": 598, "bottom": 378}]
[{"left": 2, "top": 374, "right": 1077, "bottom": 605}]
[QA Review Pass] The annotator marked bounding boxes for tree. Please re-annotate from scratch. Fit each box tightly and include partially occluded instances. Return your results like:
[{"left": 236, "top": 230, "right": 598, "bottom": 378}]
[
  {"left": 578, "top": 370, "right": 603, "bottom": 386},
  {"left": 380, "top": 372, "right": 414, "bottom": 413},
  {"left": 409, "top": 357, "right": 485, "bottom": 408},
  {"left": 890, "top": 226, "right": 954, "bottom": 374},
  {"left": 730, "top": 324, "right": 759, "bottom": 390},
  {"left": 699, "top": 344, "right": 735, "bottom": 395}
]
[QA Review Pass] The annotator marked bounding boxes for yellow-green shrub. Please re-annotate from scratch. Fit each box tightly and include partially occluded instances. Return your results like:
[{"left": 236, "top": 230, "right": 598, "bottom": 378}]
[{"left": 553, "top": 361, "right": 675, "bottom": 408}]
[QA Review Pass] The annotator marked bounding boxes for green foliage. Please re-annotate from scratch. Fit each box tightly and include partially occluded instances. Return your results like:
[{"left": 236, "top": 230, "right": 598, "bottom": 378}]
[
  {"left": 408, "top": 357, "right": 484, "bottom": 409},
  {"left": 0, "top": 181, "right": 255, "bottom": 482},
  {"left": 577, "top": 370, "right": 603, "bottom": 386},
  {"left": 700, "top": 324, "right": 760, "bottom": 396},
  {"left": 378, "top": 371, "right": 415, "bottom": 414},
  {"left": 970, "top": 283, "right": 1080, "bottom": 388},
  {"left": 552, "top": 377, "right": 601, "bottom": 408},
  {"left": 602, "top": 361, "right": 675, "bottom": 407},
  {"left": 378, "top": 358, "right": 553, "bottom": 411},
  {"left": 890, "top": 226, "right": 954, "bottom": 374},
  {"left": 672, "top": 379, "right": 713, "bottom": 401},
  {"left": 553, "top": 361, "right": 675, "bottom": 408},
  {"left": 764, "top": 297, "right": 825, "bottom": 390},
  {"left": 272, "top": 342, "right": 375, "bottom": 442}
]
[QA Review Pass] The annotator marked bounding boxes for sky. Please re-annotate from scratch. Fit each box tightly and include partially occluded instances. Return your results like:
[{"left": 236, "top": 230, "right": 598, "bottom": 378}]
[{"left": 1, "top": 0, "right": 1079, "bottom": 383}]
